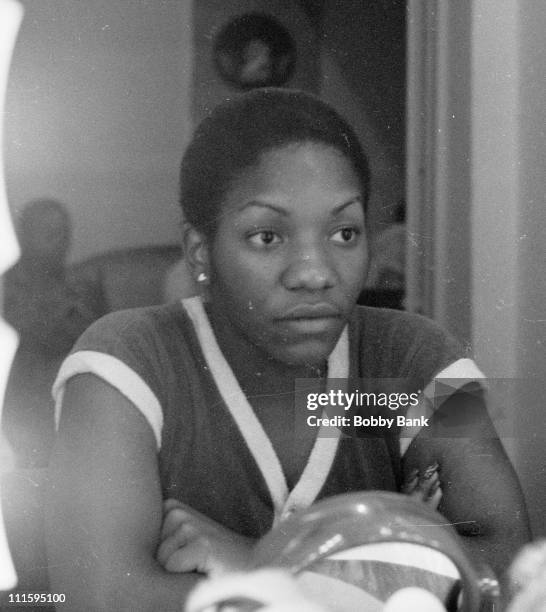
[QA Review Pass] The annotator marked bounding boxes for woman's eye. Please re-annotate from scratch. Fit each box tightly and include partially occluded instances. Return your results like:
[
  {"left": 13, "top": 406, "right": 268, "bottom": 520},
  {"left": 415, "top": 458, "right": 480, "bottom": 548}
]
[
  {"left": 331, "top": 227, "right": 360, "bottom": 243},
  {"left": 247, "top": 230, "right": 282, "bottom": 247}
]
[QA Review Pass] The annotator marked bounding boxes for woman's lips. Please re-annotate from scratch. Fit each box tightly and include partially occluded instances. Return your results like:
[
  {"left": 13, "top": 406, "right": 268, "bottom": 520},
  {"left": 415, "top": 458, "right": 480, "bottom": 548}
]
[
  {"left": 280, "top": 316, "right": 340, "bottom": 334},
  {"left": 277, "top": 303, "right": 342, "bottom": 334},
  {"left": 281, "top": 303, "right": 341, "bottom": 319}
]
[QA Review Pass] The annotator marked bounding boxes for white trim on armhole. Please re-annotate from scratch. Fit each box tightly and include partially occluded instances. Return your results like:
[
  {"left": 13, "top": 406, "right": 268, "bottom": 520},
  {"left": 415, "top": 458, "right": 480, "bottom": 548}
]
[
  {"left": 52, "top": 350, "right": 163, "bottom": 449},
  {"left": 399, "top": 357, "right": 486, "bottom": 456}
]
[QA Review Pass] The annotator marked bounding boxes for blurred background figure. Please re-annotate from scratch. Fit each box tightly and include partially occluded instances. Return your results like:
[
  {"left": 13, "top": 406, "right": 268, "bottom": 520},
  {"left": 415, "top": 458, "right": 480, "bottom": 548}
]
[
  {"left": 3, "top": 198, "right": 104, "bottom": 357},
  {"left": 366, "top": 199, "right": 406, "bottom": 293},
  {"left": 2, "top": 198, "right": 105, "bottom": 468},
  {"left": 358, "top": 200, "right": 406, "bottom": 311}
]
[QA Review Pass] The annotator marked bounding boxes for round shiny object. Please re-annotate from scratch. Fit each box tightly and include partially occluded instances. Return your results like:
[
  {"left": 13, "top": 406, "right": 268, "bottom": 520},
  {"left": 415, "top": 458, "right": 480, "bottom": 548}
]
[{"left": 251, "top": 491, "right": 499, "bottom": 611}]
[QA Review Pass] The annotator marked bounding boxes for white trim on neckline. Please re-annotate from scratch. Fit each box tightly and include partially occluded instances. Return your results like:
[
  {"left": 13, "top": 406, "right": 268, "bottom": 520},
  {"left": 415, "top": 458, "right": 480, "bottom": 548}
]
[{"left": 182, "top": 296, "right": 348, "bottom": 524}]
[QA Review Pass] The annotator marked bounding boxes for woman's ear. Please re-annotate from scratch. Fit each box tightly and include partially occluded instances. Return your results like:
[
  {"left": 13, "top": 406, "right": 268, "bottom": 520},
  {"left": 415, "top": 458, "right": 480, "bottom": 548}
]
[{"left": 182, "top": 222, "right": 210, "bottom": 285}]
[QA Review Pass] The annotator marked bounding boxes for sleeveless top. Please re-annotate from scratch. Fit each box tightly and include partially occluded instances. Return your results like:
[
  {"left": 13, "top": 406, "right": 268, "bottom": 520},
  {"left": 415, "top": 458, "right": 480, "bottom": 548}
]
[{"left": 52, "top": 297, "right": 483, "bottom": 538}]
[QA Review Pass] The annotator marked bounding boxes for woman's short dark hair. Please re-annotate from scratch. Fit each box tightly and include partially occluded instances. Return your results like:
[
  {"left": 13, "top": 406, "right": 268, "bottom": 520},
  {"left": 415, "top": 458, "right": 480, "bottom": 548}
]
[{"left": 179, "top": 88, "right": 370, "bottom": 237}]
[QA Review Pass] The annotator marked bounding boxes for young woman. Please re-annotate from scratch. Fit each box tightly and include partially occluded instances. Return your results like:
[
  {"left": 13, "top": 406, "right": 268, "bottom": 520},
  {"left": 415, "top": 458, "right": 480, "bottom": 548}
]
[{"left": 46, "top": 89, "right": 530, "bottom": 610}]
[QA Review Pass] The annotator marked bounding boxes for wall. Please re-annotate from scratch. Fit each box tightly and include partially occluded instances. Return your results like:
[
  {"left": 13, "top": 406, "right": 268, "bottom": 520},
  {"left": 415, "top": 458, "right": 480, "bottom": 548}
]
[
  {"left": 405, "top": 1, "right": 473, "bottom": 345},
  {"left": 471, "top": 0, "right": 546, "bottom": 536},
  {"left": 5, "top": 0, "right": 193, "bottom": 263},
  {"left": 407, "top": 0, "right": 546, "bottom": 537}
]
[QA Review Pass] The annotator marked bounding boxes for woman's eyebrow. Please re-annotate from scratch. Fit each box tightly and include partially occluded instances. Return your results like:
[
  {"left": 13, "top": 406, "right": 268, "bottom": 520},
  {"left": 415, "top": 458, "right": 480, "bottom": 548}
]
[
  {"left": 331, "top": 196, "right": 363, "bottom": 216},
  {"left": 237, "top": 195, "right": 362, "bottom": 216},
  {"left": 237, "top": 201, "right": 288, "bottom": 216}
]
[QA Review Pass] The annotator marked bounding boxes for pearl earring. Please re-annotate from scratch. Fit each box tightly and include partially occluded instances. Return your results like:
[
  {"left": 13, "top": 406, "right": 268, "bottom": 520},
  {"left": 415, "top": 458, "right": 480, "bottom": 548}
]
[{"left": 197, "top": 272, "right": 208, "bottom": 283}]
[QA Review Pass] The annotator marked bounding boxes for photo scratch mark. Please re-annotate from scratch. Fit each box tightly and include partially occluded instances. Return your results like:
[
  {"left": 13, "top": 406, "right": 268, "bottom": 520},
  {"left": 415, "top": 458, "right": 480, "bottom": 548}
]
[{"left": 412, "top": 520, "right": 477, "bottom": 528}]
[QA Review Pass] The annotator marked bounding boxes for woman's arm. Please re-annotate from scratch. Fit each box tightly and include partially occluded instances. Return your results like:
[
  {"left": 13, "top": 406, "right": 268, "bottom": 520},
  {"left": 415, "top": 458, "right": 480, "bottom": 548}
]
[
  {"left": 45, "top": 374, "right": 201, "bottom": 611},
  {"left": 157, "top": 499, "right": 254, "bottom": 575},
  {"left": 402, "top": 387, "right": 531, "bottom": 580}
]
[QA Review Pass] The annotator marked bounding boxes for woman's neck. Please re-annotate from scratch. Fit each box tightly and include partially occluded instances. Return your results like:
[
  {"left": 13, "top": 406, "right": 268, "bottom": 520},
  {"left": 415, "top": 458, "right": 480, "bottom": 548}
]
[{"left": 204, "top": 301, "right": 325, "bottom": 397}]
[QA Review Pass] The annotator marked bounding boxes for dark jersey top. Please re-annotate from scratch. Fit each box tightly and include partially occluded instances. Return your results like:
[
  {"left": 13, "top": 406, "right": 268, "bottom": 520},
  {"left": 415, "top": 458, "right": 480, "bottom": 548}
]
[{"left": 53, "top": 298, "right": 474, "bottom": 538}]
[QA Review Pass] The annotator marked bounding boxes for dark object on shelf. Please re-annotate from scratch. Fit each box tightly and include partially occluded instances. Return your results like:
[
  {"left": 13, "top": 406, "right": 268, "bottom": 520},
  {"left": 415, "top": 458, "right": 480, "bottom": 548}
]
[{"left": 213, "top": 13, "right": 296, "bottom": 90}]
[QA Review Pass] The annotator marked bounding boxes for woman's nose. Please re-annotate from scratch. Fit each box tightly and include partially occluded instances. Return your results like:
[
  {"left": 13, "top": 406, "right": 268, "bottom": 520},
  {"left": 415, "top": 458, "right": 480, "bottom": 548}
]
[{"left": 282, "top": 248, "right": 336, "bottom": 291}]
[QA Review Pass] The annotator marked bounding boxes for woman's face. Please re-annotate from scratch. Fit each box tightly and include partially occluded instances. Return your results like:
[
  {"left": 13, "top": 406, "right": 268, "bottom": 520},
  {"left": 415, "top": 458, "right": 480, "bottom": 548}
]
[{"left": 207, "top": 142, "right": 368, "bottom": 366}]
